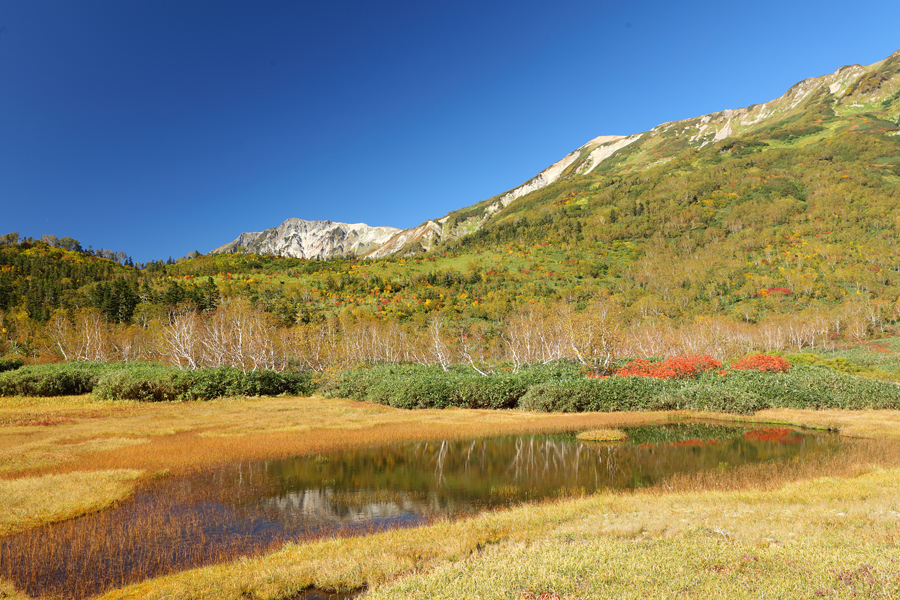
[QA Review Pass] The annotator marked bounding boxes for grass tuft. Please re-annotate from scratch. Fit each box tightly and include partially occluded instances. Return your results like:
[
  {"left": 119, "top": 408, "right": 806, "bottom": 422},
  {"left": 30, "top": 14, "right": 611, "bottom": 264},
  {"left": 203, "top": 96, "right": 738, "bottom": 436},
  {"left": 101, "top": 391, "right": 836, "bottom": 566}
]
[{"left": 575, "top": 428, "right": 628, "bottom": 442}]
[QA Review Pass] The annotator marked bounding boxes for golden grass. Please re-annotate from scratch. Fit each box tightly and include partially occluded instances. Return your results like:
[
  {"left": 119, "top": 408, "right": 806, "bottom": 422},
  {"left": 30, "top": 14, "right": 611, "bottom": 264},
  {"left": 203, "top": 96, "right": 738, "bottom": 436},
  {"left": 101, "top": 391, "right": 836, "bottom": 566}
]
[
  {"left": 575, "top": 428, "right": 628, "bottom": 442},
  {"left": 4, "top": 394, "right": 900, "bottom": 599},
  {"left": 0, "top": 395, "right": 676, "bottom": 478},
  {"left": 0, "top": 469, "right": 141, "bottom": 536},
  {"left": 0, "top": 578, "right": 34, "bottom": 600},
  {"left": 95, "top": 452, "right": 900, "bottom": 600}
]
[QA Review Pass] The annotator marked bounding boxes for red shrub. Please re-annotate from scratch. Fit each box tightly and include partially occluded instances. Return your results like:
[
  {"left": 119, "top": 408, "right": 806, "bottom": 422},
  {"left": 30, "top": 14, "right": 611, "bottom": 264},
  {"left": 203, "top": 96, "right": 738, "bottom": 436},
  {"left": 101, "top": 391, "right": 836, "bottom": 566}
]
[
  {"left": 615, "top": 355, "right": 722, "bottom": 380},
  {"left": 731, "top": 355, "right": 791, "bottom": 373}
]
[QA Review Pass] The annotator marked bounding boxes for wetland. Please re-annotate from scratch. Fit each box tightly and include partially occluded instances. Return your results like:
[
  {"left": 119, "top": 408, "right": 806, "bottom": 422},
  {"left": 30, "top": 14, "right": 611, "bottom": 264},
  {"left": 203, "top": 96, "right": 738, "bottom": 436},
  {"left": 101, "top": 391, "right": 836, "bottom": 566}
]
[{"left": 2, "top": 421, "right": 844, "bottom": 599}]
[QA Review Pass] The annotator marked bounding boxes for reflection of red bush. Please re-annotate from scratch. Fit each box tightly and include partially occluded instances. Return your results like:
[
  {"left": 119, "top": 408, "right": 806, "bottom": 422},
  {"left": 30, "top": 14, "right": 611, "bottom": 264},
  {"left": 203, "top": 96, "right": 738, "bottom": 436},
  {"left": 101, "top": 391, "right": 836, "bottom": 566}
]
[
  {"left": 668, "top": 439, "right": 705, "bottom": 447},
  {"left": 743, "top": 427, "right": 802, "bottom": 444},
  {"left": 731, "top": 355, "right": 791, "bottom": 373},
  {"left": 614, "top": 356, "right": 722, "bottom": 380}
]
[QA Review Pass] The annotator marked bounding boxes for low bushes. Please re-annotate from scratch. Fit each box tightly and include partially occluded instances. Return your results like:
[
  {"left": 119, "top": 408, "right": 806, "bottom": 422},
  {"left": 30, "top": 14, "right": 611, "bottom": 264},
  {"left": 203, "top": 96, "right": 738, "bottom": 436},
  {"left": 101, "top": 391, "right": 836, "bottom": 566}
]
[
  {"left": 0, "top": 362, "right": 113, "bottom": 397},
  {"left": 0, "top": 362, "right": 315, "bottom": 401},
  {"left": 0, "top": 358, "right": 25, "bottom": 373},
  {"left": 611, "top": 355, "right": 722, "bottom": 379},
  {"left": 330, "top": 357, "right": 900, "bottom": 415},
  {"left": 521, "top": 365, "right": 900, "bottom": 414},
  {"left": 4, "top": 354, "right": 899, "bottom": 413},
  {"left": 93, "top": 366, "right": 315, "bottom": 402},
  {"left": 325, "top": 362, "right": 585, "bottom": 409},
  {"left": 731, "top": 354, "right": 791, "bottom": 373}
]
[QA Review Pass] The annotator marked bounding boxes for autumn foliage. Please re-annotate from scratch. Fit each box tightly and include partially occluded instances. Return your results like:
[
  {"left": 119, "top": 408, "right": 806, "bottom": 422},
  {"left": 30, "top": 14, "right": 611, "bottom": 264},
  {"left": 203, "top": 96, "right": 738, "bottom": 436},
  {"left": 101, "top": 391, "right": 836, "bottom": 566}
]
[
  {"left": 731, "top": 354, "right": 791, "bottom": 373},
  {"left": 614, "top": 355, "right": 723, "bottom": 380}
]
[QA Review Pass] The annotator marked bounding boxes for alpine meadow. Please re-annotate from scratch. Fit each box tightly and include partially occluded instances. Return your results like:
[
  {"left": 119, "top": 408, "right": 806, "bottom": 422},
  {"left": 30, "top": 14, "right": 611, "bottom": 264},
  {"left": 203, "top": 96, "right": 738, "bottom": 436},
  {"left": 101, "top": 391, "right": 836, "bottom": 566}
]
[{"left": 3, "top": 48, "right": 900, "bottom": 600}]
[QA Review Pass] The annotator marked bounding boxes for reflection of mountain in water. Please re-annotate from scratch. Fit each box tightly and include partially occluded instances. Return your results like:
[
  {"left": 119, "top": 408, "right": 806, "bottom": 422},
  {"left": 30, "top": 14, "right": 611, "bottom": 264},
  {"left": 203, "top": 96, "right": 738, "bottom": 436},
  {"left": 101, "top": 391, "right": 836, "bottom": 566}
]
[
  {"left": 258, "top": 488, "right": 428, "bottom": 528},
  {"left": 246, "top": 426, "right": 839, "bottom": 529}
]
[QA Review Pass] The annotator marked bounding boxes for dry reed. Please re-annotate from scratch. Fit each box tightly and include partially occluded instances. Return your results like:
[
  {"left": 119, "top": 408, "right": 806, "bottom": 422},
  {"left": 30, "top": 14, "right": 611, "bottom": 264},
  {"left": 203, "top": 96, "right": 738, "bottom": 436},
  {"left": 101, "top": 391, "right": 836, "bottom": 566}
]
[{"left": 4, "top": 394, "right": 900, "bottom": 599}]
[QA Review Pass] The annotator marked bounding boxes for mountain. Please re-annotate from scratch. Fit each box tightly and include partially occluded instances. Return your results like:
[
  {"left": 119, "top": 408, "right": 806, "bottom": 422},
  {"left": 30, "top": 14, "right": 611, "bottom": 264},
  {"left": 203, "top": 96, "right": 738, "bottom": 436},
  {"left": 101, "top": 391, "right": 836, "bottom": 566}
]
[
  {"left": 371, "top": 49, "right": 900, "bottom": 256},
  {"left": 212, "top": 50, "right": 900, "bottom": 262},
  {"left": 211, "top": 218, "right": 400, "bottom": 259}
]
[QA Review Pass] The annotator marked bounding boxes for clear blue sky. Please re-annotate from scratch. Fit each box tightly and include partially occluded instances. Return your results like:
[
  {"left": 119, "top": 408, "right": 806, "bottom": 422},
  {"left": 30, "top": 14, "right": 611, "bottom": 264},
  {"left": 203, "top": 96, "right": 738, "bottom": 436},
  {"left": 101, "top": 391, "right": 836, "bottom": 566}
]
[{"left": 2, "top": 0, "right": 899, "bottom": 263}]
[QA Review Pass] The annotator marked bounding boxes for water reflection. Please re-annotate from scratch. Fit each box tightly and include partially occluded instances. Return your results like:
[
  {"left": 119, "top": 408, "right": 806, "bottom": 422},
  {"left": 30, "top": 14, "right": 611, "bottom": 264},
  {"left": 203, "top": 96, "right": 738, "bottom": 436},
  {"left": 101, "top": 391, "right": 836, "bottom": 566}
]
[
  {"left": 229, "top": 424, "right": 837, "bottom": 529},
  {"left": 0, "top": 423, "right": 842, "bottom": 599}
]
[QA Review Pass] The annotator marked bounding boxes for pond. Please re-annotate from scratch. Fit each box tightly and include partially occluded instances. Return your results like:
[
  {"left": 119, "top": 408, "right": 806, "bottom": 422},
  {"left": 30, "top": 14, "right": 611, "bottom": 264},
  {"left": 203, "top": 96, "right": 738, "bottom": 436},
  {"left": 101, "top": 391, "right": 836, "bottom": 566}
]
[{"left": 1, "top": 422, "right": 843, "bottom": 599}]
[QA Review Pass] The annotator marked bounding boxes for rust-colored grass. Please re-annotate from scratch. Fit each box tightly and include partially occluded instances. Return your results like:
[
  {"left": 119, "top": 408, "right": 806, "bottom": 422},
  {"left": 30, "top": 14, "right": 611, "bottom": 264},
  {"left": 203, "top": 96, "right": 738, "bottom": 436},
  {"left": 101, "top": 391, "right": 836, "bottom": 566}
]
[
  {"left": 1, "top": 395, "right": 676, "bottom": 479},
  {"left": 92, "top": 434, "right": 900, "bottom": 600},
  {"left": 4, "top": 393, "right": 900, "bottom": 599}
]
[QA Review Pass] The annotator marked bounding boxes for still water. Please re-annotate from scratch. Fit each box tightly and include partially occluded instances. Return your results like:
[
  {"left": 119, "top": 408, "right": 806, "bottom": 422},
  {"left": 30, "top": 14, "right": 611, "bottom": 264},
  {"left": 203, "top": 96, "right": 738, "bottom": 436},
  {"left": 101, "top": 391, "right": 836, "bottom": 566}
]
[{"left": 1, "top": 422, "right": 842, "bottom": 599}]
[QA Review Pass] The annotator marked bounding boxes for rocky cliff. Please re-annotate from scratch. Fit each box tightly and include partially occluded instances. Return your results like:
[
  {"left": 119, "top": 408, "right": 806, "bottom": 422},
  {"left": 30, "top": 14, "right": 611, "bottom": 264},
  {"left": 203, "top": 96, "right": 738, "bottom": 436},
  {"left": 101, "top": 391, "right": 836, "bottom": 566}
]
[{"left": 211, "top": 218, "right": 400, "bottom": 259}]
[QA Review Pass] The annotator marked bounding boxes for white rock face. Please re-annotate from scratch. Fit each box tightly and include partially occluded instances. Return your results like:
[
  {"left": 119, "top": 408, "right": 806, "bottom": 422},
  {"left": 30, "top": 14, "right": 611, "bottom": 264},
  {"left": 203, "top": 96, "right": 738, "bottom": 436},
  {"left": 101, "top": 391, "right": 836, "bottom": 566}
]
[
  {"left": 577, "top": 134, "right": 642, "bottom": 173},
  {"left": 210, "top": 218, "right": 400, "bottom": 259},
  {"left": 366, "top": 220, "right": 443, "bottom": 259}
]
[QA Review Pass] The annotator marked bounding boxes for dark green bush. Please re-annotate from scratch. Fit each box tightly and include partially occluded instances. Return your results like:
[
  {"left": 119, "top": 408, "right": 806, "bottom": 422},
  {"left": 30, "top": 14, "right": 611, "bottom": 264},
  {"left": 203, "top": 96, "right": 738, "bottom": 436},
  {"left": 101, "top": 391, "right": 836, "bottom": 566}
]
[
  {"left": 92, "top": 365, "right": 178, "bottom": 401},
  {"left": 732, "top": 365, "right": 900, "bottom": 410},
  {"left": 94, "top": 366, "right": 316, "bottom": 401},
  {"left": 0, "top": 361, "right": 315, "bottom": 401},
  {"left": 0, "top": 362, "right": 112, "bottom": 397},
  {"left": 326, "top": 362, "right": 587, "bottom": 410},
  {"left": 519, "top": 377, "right": 679, "bottom": 412},
  {"left": 453, "top": 375, "right": 529, "bottom": 409},
  {"left": 519, "top": 366, "right": 900, "bottom": 415},
  {"left": 0, "top": 358, "right": 25, "bottom": 373}
]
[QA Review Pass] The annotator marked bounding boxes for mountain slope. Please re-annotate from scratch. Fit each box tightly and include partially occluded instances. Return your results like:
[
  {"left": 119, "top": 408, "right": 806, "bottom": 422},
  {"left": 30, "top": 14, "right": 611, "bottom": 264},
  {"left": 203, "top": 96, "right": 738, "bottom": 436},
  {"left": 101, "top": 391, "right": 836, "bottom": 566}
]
[
  {"left": 372, "top": 49, "right": 900, "bottom": 256},
  {"left": 209, "top": 49, "right": 900, "bottom": 264},
  {"left": 211, "top": 218, "right": 400, "bottom": 260}
]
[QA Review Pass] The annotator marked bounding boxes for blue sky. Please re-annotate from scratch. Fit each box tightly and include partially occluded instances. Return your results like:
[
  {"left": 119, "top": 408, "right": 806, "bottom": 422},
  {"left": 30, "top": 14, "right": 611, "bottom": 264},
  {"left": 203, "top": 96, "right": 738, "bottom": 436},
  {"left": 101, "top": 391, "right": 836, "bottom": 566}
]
[{"left": 2, "top": 1, "right": 899, "bottom": 263}]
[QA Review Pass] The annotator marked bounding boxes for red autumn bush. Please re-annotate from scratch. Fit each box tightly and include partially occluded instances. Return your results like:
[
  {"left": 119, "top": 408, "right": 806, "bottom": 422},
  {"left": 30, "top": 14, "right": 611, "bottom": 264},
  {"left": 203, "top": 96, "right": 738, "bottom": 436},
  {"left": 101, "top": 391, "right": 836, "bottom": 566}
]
[
  {"left": 614, "top": 355, "right": 722, "bottom": 380},
  {"left": 731, "top": 354, "right": 791, "bottom": 373}
]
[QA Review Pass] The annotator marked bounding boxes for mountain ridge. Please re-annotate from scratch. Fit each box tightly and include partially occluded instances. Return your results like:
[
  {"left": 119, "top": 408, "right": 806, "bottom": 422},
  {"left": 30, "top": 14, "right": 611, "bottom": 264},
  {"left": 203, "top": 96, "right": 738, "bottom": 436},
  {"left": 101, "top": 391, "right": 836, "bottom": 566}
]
[
  {"left": 211, "top": 218, "right": 399, "bottom": 260},
  {"left": 211, "top": 49, "right": 900, "bottom": 260}
]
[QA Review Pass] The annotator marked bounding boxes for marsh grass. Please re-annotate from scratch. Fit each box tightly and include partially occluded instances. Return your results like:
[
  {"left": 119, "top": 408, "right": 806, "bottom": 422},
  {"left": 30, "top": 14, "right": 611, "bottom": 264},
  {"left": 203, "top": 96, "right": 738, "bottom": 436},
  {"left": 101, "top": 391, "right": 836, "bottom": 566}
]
[
  {"left": 0, "top": 470, "right": 141, "bottom": 536},
  {"left": 575, "top": 428, "right": 628, "bottom": 442},
  {"left": 86, "top": 435, "right": 900, "bottom": 600},
  {"left": 1, "top": 395, "right": 676, "bottom": 478},
  {"left": 3, "top": 394, "right": 900, "bottom": 599},
  {"left": 0, "top": 484, "right": 425, "bottom": 600}
]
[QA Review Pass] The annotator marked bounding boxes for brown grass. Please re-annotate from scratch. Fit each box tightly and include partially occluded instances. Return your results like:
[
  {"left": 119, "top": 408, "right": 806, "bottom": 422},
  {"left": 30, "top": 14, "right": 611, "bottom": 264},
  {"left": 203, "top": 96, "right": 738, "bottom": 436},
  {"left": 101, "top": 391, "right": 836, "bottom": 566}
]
[
  {"left": 575, "top": 428, "right": 628, "bottom": 442},
  {"left": 1, "top": 395, "right": 677, "bottom": 479},
  {"left": 0, "top": 469, "right": 141, "bottom": 536},
  {"left": 4, "top": 394, "right": 900, "bottom": 599},
  {"left": 93, "top": 440, "right": 900, "bottom": 600}
]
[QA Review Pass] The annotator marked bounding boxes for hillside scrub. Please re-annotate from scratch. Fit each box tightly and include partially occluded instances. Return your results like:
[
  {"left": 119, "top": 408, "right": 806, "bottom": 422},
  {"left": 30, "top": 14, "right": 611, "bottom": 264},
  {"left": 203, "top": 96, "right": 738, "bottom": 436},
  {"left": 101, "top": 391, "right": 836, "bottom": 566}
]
[
  {"left": 0, "top": 362, "right": 314, "bottom": 401},
  {"left": 328, "top": 359, "right": 900, "bottom": 415},
  {"left": 3, "top": 60, "right": 900, "bottom": 369},
  {"left": 5, "top": 352, "right": 897, "bottom": 413},
  {"left": 0, "top": 358, "right": 24, "bottom": 373}
]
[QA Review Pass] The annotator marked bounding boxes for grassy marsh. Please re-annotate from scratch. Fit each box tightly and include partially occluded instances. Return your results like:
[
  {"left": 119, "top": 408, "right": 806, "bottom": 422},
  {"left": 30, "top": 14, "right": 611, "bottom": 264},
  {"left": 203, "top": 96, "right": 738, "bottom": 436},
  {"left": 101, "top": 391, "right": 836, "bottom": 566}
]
[{"left": 1, "top": 393, "right": 900, "bottom": 599}]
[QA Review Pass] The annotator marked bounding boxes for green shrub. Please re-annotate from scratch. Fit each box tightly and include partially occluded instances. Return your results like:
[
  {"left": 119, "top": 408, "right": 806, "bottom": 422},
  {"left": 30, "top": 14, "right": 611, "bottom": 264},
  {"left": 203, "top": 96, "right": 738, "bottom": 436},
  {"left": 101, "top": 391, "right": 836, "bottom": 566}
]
[
  {"left": 453, "top": 375, "right": 529, "bottom": 409},
  {"left": 0, "top": 358, "right": 25, "bottom": 373},
  {"left": 672, "top": 374, "right": 769, "bottom": 414},
  {"left": 0, "top": 362, "right": 114, "bottom": 397},
  {"left": 92, "top": 365, "right": 178, "bottom": 401},
  {"left": 94, "top": 366, "right": 316, "bottom": 401},
  {"left": 324, "top": 360, "right": 900, "bottom": 415},
  {"left": 519, "top": 377, "right": 679, "bottom": 413}
]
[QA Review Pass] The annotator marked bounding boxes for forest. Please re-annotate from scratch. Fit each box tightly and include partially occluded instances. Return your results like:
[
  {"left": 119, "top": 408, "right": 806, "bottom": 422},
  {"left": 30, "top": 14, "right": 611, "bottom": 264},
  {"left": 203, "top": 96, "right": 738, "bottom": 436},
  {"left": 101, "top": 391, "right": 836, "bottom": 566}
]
[{"left": 2, "top": 69, "right": 900, "bottom": 375}]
